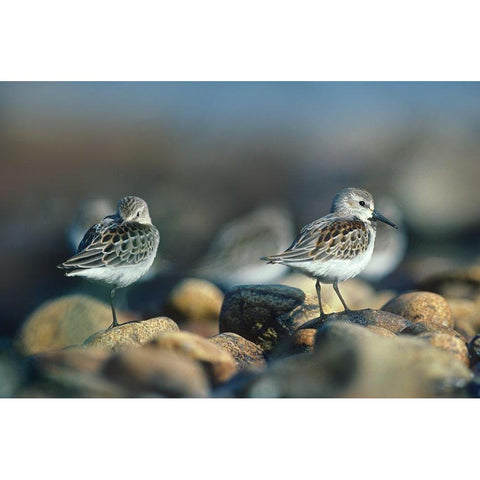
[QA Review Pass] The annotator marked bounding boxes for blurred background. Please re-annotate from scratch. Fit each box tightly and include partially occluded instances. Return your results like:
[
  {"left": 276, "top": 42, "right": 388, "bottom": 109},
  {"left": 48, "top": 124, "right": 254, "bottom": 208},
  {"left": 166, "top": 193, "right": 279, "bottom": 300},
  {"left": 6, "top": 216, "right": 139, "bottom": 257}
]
[{"left": 2, "top": 81, "right": 480, "bottom": 338}]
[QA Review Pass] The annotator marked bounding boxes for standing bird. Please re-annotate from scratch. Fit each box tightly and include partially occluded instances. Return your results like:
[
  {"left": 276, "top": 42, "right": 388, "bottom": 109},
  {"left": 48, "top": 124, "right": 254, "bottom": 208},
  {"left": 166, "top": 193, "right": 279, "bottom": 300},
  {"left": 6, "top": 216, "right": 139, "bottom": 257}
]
[
  {"left": 261, "top": 188, "right": 397, "bottom": 319},
  {"left": 57, "top": 196, "right": 160, "bottom": 329}
]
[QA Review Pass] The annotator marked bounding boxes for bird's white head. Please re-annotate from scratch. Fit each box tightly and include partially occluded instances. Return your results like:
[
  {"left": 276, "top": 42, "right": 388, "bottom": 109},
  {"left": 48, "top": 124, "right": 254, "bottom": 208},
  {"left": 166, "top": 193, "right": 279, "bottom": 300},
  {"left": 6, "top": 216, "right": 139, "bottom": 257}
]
[
  {"left": 330, "top": 188, "right": 398, "bottom": 228},
  {"left": 117, "top": 196, "right": 152, "bottom": 224}
]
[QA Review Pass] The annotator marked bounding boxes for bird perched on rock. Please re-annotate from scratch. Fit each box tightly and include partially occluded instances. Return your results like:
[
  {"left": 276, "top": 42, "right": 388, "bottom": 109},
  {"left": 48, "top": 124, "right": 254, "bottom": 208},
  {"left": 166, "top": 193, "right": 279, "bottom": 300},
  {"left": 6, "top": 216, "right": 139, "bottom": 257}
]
[
  {"left": 57, "top": 196, "right": 160, "bottom": 329},
  {"left": 262, "top": 188, "right": 398, "bottom": 321}
]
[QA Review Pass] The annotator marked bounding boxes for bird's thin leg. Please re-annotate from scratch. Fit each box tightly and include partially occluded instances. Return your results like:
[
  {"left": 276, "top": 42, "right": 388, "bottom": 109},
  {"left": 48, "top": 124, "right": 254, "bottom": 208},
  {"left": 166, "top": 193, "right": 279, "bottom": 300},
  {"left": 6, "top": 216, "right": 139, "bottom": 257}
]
[
  {"left": 333, "top": 281, "right": 350, "bottom": 311},
  {"left": 315, "top": 279, "right": 326, "bottom": 319},
  {"left": 108, "top": 288, "right": 119, "bottom": 329}
]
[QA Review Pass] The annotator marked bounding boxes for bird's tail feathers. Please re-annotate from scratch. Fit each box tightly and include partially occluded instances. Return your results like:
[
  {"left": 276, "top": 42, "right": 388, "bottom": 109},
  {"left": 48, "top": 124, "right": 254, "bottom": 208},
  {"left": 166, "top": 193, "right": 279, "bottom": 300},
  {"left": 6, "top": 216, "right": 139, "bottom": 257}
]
[{"left": 260, "top": 255, "right": 281, "bottom": 264}]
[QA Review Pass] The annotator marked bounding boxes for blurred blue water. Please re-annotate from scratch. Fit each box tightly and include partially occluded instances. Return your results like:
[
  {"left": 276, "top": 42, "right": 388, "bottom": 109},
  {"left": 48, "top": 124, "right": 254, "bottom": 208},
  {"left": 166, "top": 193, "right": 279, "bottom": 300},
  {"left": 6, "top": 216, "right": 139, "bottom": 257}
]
[{"left": 2, "top": 82, "right": 480, "bottom": 133}]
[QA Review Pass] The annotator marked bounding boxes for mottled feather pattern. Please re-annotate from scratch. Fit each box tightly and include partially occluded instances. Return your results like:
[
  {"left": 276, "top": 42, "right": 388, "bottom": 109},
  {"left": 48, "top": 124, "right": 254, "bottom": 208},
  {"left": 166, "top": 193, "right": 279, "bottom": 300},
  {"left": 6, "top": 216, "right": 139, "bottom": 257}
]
[{"left": 61, "top": 220, "right": 159, "bottom": 271}]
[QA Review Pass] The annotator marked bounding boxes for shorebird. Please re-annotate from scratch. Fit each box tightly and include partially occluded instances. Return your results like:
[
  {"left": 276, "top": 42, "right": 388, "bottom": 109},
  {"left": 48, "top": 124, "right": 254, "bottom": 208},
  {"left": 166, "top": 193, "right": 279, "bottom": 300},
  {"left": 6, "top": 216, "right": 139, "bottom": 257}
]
[
  {"left": 57, "top": 196, "right": 160, "bottom": 328},
  {"left": 261, "top": 188, "right": 398, "bottom": 319},
  {"left": 195, "top": 205, "right": 295, "bottom": 286}
]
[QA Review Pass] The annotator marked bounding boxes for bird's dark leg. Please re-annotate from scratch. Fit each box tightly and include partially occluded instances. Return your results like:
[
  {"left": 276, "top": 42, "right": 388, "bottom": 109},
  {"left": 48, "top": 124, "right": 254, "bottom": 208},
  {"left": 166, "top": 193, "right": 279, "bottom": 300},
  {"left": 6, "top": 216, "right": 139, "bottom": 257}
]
[
  {"left": 315, "top": 279, "right": 327, "bottom": 319},
  {"left": 108, "top": 288, "right": 119, "bottom": 329},
  {"left": 333, "top": 281, "right": 350, "bottom": 311}
]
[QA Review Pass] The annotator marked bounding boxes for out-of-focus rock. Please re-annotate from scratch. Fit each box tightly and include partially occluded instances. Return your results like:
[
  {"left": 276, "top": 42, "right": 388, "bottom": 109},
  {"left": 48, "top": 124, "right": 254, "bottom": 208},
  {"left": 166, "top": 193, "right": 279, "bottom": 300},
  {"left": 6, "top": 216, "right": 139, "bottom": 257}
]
[
  {"left": 299, "top": 309, "right": 412, "bottom": 334},
  {"left": 245, "top": 322, "right": 471, "bottom": 398},
  {"left": 147, "top": 331, "right": 236, "bottom": 384},
  {"left": 83, "top": 317, "right": 179, "bottom": 352},
  {"left": 0, "top": 341, "right": 26, "bottom": 397},
  {"left": 30, "top": 346, "right": 111, "bottom": 375},
  {"left": 177, "top": 319, "right": 219, "bottom": 339},
  {"left": 454, "top": 317, "right": 477, "bottom": 342},
  {"left": 416, "top": 332, "right": 469, "bottom": 365},
  {"left": 102, "top": 347, "right": 210, "bottom": 397},
  {"left": 209, "top": 333, "right": 266, "bottom": 370},
  {"left": 447, "top": 297, "right": 480, "bottom": 340},
  {"left": 418, "top": 265, "right": 480, "bottom": 299},
  {"left": 382, "top": 291, "right": 453, "bottom": 328},
  {"left": 219, "top": 285, "right": 327, "bottom": 353},
  {"left": 23, "top": 346, "right": 124, "bottom": 398},
  {"left": 164, "top": 278, "right": 224, "bottom": 325},
  {"left": 16, "top": 295, "right": 130, "bottom": 355}
]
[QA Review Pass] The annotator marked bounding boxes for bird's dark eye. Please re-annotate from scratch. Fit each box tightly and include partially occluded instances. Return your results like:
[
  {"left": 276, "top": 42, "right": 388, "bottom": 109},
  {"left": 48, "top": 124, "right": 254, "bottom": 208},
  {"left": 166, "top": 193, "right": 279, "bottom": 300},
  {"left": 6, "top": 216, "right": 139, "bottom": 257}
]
[
  {"left": 136, "top": 212, "right": 140, "bottom": 217},
  {"left": 359, "top": 201, "right": 366, "bottom": 207}
]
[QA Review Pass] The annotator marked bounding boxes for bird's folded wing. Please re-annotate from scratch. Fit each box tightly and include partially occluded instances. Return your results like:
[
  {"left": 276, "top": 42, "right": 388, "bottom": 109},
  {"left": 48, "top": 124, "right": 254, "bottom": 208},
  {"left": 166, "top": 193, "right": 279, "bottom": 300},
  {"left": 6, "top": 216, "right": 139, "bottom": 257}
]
[
  {"left": 60, "top": 223, "right": 159, "bottom": 270},
  {"left": 268, "top": 218, "right": 370, "bottom": 263}
]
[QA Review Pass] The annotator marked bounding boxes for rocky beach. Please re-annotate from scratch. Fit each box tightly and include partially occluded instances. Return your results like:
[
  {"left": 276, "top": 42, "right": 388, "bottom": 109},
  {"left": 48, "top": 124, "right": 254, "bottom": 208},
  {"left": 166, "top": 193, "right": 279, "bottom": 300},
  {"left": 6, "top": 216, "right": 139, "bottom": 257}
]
[{"left": 3, "top": 269, "right": 478, "bottom": 398}]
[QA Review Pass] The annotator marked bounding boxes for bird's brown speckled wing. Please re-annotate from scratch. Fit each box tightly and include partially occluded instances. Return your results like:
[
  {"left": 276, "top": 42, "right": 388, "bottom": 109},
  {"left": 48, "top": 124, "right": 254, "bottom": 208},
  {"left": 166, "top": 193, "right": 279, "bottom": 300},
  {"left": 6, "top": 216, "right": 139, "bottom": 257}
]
[
  {"left": 263, "top": 217, "right": 370, "bottom": 263},
  {"left": 59, "top": 220, "right": 159, "bottom": 271}
]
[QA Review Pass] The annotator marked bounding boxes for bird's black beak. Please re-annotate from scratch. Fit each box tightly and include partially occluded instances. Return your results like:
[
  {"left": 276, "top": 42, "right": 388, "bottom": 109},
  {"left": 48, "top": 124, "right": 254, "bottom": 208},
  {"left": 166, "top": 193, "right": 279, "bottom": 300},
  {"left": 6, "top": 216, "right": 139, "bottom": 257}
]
[{"left": 372, "top": 209, "right": 398, "bottom": 229}]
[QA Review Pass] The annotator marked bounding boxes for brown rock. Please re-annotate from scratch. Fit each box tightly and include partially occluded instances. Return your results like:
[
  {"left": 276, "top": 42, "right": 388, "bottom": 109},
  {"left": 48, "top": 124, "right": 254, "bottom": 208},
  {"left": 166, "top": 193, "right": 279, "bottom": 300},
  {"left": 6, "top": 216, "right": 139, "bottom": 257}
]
[
  {"left": 219, "top": 285, "right": 316, "bottom": 353},
  {"left": 102, "top": 347, "right": 209, "bottom": 397},
  {"left": 164, "top": 278, "right": 224, "bottom": 324},
  {"left": 382, "top": 291, "right": 453, "bottom": 328},
  {"left": 83, "top": 317, "right": 179, "bottom": 352},
  {"left": 148, "top": 331, "right": 236, "bottom": 384},
  {"left": 417, "top": 332, "right": 469, "bottom": 365},
  {"left": 209, "top": 333, "right": 266, "bottom": 370},
  {"left": 16, "top": 295, "right": 130, "bottom": 355}
]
